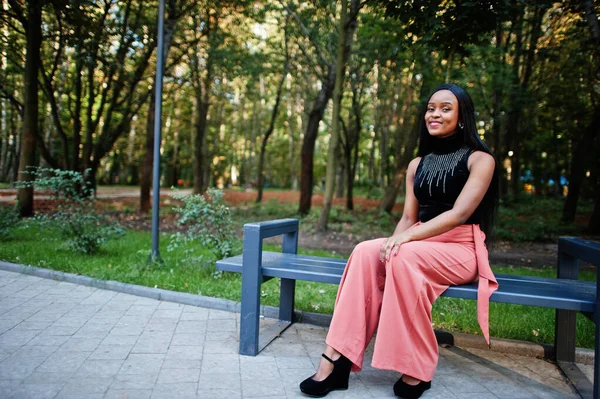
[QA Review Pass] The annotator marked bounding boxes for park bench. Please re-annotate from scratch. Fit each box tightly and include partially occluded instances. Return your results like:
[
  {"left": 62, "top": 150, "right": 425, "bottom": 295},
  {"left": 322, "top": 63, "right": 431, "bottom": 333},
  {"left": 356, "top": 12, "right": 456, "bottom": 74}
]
[{"left": 215, "top": 218, "right": 600, "bottom": 398}]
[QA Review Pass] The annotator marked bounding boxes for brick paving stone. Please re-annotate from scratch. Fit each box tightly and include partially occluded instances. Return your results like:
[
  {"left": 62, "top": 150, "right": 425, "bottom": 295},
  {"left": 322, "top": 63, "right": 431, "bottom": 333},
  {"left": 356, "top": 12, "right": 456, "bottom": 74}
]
[
  {"left": 110, "top": 373, "right": 158, "bottom": 390},
  {"left": 156, "top": 367, "right": 200, "bottom": 384},
  {"left": 171, "top": 332, "right": 205, "bottom": 346},
  {"left": 7, "top": 382, "right": 64, "bottom": 399},
  {"left": 75, "top": 359, "right": 124, "bottom": 376},
  {"left": 58, "top": 376, "right": 114, "bottom": 395},
  {"left": 174, "top": 320, "right": 207, "bottom": 334},
  {"left": 151, "top": 382, "right": 198, "bottom": 399},
  {"left": 60, "top": 336, "right": 104, "bottom": 352},
  {"left": 120, "top": 354, "right": 165, "bottom": 375},
  {"left": 104, "top": 389, "right": 152, "bottom": 399},
  {"left": 131, "top": 331, "right": 173, "bottom": 354},
  {"left": 197, "top": 388, "right": 242, "bottom": 398},
  {"left": 198, "top": 372, "right": 242, "bottom": 390},
  {"left": 145, "top": 318, "right": 178, "bottom": 333},
  {"left": 0, "top": 379, "right": 23, "bottom": 397},
  {"left": 165, "top": 344, "right": 204, "bottom": 360},
  {"left": 36, "top": 350, "right": 91, "bottom": 373},
  {"left": 89, "top": 344, "right": 133, "bottom": 360}
]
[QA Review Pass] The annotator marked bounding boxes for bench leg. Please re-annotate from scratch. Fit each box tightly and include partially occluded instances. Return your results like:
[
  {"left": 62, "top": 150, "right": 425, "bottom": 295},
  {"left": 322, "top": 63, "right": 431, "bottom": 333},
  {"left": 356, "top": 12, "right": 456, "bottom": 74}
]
[
  {"left": 240, "top": 274, "right": 261, "bottom": 356},
  {"left": 595, "top": 288, "right": 600, "bottom": 398},
  {"left": 240, "top": 231, "right": 263, "bottom": 356},
  {"left": 556, "top": 249, "right": 579, "bottom": 363},
  {"left": 555, "top": 309, "right": 577, "bottom": 363},
  {"left": 595, "top": 317, "right": 599, "bottom": 399},
  {"left": 280, "top": 278, "right": 296, "bottom": 322}
]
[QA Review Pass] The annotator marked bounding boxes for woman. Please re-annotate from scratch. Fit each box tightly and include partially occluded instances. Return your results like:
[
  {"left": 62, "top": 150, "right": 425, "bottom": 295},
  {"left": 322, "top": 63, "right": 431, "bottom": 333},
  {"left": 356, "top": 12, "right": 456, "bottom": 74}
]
[{"left": 299, "top": 84, "right": 499, "bottom": 399}]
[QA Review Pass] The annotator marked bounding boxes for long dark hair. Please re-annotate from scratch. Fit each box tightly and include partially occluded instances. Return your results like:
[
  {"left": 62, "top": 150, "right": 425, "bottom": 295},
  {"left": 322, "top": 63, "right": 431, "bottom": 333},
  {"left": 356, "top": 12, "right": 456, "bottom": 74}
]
[{"left": 418, "top": 83, "right": 499, "bottom": 244}]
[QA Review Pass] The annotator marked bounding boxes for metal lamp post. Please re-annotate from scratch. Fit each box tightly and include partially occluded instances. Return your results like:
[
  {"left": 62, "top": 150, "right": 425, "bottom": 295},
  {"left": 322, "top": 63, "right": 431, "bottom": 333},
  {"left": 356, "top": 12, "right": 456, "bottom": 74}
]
[{"left": 150, "top": 0, "right": 165, "bottom": 262}]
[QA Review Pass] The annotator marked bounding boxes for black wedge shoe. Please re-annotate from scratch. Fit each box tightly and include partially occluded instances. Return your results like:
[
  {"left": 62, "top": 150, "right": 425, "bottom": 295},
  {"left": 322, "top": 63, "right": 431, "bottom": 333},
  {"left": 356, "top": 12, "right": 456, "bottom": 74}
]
[
  {"left": 393, "top": 377, "right": 431, "bottom": 399},
  {"left": 299, "top": 353, "right": 352, "bottom": 397}
]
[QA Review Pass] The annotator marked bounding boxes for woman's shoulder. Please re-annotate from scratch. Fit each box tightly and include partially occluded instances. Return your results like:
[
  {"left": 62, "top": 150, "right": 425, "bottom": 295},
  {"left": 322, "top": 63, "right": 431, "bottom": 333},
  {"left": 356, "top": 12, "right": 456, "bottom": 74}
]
[
  {"left": 407, "top": 157, "right": 422, "bottom": 179},
  {"left": 467, "top": 150, "right": 495, "bottom": 170},
  {"left": 409, "top": 157, "right": 422, "bottom": 171}
]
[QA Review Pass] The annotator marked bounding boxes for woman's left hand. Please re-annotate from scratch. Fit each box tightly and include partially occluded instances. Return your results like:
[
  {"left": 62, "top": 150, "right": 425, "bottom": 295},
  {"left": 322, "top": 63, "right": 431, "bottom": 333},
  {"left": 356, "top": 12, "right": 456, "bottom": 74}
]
[{"left": 380, "top": 232, "right": 412, "bottom": 262}]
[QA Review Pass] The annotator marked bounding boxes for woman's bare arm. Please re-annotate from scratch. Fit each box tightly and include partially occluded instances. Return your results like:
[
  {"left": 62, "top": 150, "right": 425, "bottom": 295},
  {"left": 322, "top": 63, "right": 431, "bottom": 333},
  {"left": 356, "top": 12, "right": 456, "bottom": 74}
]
[
  {"left": 382, "top": 151, "right": 495, "bottom": 260},
  {"left": 392, "top": 157, "right": 421, "bottom": 235}
]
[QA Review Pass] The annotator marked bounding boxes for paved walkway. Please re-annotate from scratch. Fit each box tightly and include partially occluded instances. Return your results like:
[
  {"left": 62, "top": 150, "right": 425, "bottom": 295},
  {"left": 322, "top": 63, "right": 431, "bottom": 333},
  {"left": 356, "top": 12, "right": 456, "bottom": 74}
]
[{"left": 0, "top": 269, "right": 591, "bottom": 398}]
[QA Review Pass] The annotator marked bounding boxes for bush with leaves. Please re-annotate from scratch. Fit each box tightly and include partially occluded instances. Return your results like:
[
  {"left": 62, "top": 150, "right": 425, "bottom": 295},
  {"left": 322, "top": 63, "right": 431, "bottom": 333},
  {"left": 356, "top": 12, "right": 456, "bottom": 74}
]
[
  {"left": 168, "top": 188, "right": 239, "bottom": 261},
  {"left": 15, "top": 167, "right": 124, "bottom": 254},
  {"left": 0, "top": 206, "right": 19, "bottom": 240}
]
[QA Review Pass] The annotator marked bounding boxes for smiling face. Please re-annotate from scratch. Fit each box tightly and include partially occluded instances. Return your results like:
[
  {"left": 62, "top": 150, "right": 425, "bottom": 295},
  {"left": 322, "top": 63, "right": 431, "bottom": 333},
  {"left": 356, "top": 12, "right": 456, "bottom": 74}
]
[{"left": 424, "top": 90, "right": 460, "bottom": 138}]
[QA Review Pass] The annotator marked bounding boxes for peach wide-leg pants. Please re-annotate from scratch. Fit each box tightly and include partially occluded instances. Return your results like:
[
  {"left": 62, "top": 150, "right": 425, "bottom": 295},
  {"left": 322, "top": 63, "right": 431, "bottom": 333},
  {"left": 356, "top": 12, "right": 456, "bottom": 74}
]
[{"left": 325, "top": 224, "right": 497, "bottom": 382}]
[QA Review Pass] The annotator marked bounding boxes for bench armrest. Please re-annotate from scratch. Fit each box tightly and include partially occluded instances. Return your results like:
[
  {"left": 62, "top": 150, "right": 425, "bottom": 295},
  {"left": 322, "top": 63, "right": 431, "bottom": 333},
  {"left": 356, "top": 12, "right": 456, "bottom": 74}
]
[
  {"left": 557, "top": 237, "right": 600, "bottom": 281},
  {"left": 559, "top": 237, "right": 600, "bottom": 267},
  {"left": 244, "top": 218, "right": 299, "bottom": 240},
  {"left": 243, "top": 218, "right": 299, "bottom": 260}
]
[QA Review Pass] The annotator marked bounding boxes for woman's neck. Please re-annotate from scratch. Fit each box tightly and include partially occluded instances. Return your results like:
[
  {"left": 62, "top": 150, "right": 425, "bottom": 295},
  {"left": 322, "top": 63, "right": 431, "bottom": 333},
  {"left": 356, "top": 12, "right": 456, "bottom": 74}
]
[{"left": 432, "top": 133, "right": 463, "bottom": 154}]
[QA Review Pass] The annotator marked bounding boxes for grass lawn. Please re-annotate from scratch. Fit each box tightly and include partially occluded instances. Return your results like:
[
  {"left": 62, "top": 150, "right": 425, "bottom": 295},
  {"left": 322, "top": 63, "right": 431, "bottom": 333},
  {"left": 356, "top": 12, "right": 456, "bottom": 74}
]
[{"left": 1, "top": 222, "right": 596, "bottom": 349}]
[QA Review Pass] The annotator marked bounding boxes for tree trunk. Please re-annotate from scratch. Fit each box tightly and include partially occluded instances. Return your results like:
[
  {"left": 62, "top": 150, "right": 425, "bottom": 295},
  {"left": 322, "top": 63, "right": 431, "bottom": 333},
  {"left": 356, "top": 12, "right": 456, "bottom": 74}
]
[
  {"left": 379, "top": 67, "right": 432, "bottom": 213},
  {"left": 335, "top": 155, "right": 345, "bottom": 199},
  {"left": 298, "top": 66, "right": 336, "bottom": 215},
  {"left": 347, "top": 132, "right": 359, "bottom": 210},
  {"left": 563, "top": 106, "right": 600, "bottom": 222},
  {"left": 580, "top": 0, "right": 600, "bottom": 54},
  {"left": 445, "top": 41, "right": 456, "bottom": 82},
  {"left": 193, "top": 94, "right": 209, "bottom": 194},
  {"left": 589, "top": 186, "right": 600, "bottom": 234},
  {"left": 256, "top": 59, "right": 288, "bottom": 202},
  {"left": 140, "top": 90, "right": 156, "bottom": 213},
  {"left": 300, "top": 0, "right": 361, "bottom": 216},
  {"left": 17, "top": 0, "right": 42, "bottom": 217},
  {"left": 0, "top": 99, "right": 6, "bottom": 179},
  {"left": 257, "top": 21, "right": 289, "bottom": 202},
  {"left": 318, "top": 0, "right": 351, "bottom": 231}
]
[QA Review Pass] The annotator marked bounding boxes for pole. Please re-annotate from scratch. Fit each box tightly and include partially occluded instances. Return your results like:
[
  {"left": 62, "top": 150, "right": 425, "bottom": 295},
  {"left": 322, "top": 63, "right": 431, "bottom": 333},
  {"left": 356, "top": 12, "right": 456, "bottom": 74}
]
[{"left": 150, "top": 0, "right": 165, "bottom": 262}]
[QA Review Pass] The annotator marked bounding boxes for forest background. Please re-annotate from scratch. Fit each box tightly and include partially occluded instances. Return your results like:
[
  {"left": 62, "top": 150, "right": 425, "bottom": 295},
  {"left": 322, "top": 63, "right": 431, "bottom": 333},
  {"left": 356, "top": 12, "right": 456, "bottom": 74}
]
[{"left": 0, "top": 0, "right": 599, "bottom": 232}]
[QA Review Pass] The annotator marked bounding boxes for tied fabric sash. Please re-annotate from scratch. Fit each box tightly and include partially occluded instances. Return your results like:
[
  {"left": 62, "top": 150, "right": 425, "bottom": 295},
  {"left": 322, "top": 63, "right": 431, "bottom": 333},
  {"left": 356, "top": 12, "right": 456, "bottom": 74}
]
[{"left": 472, "top": 224, "right": 499, "bottom": 345}]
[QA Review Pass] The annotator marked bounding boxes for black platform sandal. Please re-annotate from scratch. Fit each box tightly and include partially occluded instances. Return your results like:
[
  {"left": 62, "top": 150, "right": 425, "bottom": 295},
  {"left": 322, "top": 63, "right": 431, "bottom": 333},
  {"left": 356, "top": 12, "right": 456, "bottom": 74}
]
[
  {"left": 299, "top": 353, "right": 352, "bottom": 397},
  {"left": 393, "top": 377, "right": 431, "bottom": 399}
]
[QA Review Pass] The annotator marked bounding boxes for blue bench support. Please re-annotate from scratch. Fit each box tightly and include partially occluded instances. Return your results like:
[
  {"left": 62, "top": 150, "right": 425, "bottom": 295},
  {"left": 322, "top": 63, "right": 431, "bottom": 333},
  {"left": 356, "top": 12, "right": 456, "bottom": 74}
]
[
  {"left": 216, "top": 220, "right": 600, "bottom": 398},
  {"left": 555, "top": 237, "right": 600, "bottom": 399},
  {"left": 238, "top": 219, "right": 299, "bottom": 356}
]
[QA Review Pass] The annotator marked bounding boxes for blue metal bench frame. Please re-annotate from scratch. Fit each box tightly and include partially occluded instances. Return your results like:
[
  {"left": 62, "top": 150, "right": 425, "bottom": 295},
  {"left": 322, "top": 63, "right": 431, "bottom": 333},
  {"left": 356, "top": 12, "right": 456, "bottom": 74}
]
[{"left": 216, "top": 218, "right": 600, "bottom": 398}]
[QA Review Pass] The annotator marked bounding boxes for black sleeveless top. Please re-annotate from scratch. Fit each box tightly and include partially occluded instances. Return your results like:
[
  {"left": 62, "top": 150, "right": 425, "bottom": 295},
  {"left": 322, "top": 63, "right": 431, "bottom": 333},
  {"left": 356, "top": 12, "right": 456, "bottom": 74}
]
[{"left": 413, "top": 135, "right": 482, "bottom": 224}]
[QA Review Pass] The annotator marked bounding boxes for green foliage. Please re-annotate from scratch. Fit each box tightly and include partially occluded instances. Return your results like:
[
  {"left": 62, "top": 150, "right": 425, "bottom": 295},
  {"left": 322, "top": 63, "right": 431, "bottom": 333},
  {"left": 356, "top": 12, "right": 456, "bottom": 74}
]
[
  {"left": 15, "top": 168, "right": 124, "bottom": 254},
  {"left": 0, "top": 206, "right": 19, "bottom": 240},
  {"left": 495, "top": 196, "right": 591, "bottom": 242},
  {"left": 169, "top": 188, "right": 239, "bottom": 261},
  {"left": 354, "top": 180, "right": 385, "bottom": 200}
]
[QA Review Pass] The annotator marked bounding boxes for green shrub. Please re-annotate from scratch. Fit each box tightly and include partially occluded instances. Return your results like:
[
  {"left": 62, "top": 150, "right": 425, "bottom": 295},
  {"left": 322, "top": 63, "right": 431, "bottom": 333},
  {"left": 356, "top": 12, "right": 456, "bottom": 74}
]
[
  {"left": 0, "top": 206, "right": 19, "bottom": 240},
  {"left": 15, "top": 167, "right": 124, "bottom": 254},
  {"left": 495, "top": 196, "right": 587, "bottom": 242},
  {"left": 169, "top": 188, "right": 240, "bottom": 260}
]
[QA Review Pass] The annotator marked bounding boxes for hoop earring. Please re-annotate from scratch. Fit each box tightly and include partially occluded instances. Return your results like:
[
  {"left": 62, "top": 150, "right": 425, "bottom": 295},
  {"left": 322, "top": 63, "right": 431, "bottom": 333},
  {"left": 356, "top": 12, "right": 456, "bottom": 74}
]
[{"left": 459, "top": 122, "right": 464, "bottom": 129}]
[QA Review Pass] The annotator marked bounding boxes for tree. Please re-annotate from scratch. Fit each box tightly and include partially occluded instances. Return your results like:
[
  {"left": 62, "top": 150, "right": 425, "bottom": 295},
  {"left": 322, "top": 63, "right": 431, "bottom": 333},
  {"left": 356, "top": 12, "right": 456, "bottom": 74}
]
[
  {"left": 282, "top": 0, "right": 362, "bottom": 215},
  {"left": 9, "top": 0, "right": 43, "bottom": 216},
  {"left": 317, "top": 0, "right": 360, "bottom": 230},
  {"left": 563, "top": 0, "right": 600, "bottom": 226},
  {"left": 256, "top": 17, "right": 290, "bottom": 203}
]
